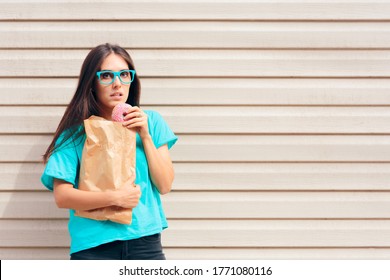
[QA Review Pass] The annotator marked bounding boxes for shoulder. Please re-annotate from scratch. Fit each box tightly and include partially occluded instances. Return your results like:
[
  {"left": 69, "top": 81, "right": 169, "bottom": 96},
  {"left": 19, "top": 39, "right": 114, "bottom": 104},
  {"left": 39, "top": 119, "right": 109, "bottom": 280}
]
[
  {"left": 54, "top": 125, "right": 85, "bottom": 154},
  {"left": 144, "top": 110, "right": 165, "bottom": 126},
  {"left": 145, "top": 110, "right": 162, "bottom": 120},
  {"left": 50, "top": 125, "right": 85, "bottom": 164},
  {"left": 144, "top": 109, "right": 178, "bottom": 149},
  {"left": 41, "top": 125, "right": 84, "bottom": 191}
]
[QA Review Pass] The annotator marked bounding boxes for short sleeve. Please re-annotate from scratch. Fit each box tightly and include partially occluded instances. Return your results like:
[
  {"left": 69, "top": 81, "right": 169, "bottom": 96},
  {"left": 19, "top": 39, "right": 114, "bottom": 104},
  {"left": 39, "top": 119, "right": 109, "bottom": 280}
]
[
  {"left": 146, "top": 110, "right": 178, "bottom": 150},
  {"left": 41, "top": 131, "right": 83, "bottom": 191}
]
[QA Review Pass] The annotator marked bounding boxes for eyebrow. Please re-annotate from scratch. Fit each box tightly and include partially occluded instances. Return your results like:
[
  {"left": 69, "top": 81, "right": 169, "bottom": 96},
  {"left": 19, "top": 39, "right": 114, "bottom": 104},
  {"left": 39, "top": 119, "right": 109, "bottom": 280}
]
[{"left": 100, "top": 69, "right": 130, "bottom": 72}]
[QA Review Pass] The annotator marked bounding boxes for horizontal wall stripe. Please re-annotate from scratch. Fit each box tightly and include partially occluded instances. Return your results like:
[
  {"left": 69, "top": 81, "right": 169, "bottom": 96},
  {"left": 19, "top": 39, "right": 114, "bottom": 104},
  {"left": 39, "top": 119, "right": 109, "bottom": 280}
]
[
  {"left": 2, "top": 191, "right": 390, "bottom": 219},
  {"left": 2, "top": 220, "right": 390, "bottom": 247},
  {"left": 161, "top": 248, "right": 390, "bottom": 260},
  {"left": 0, "top": 248, "right": 70, "bottom": 260},
  {"left": 1, "top": 106, "right": 390, "bottom": 134},
  {"left": 2, "top": 1, "right": 390, "bottom": 21},
  {"left": 3, "top": 247, "right": 390, "bottom": 260},
  {"left": 3, "top": 22, "right": 390, "bottom": 49},
  {"left": 166, "top": 220, "right": 390, "bottom": 248},
  {"left": 2, "top": 78, "right": 390, "bottom": 106},
  {"left": 1, "top": 135, "right": 390, "bottom": 163},
  {"left": 3, "top": 162, "right": 390, "bottom": 191},
  {"left": 2, "top": 50, "right": 390, "bottom": 78}
]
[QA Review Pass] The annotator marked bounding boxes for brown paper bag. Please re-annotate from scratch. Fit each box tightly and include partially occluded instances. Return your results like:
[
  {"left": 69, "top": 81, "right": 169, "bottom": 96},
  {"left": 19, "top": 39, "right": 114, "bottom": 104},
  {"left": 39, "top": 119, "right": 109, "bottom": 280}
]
[{"left": 75, "top": 115, "right": 136, "bottom": 224}]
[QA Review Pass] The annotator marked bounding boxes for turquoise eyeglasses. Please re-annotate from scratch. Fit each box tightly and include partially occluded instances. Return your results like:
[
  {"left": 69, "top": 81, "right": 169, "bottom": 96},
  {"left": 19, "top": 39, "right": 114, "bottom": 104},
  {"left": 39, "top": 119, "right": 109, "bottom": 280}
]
[{"left": 96, "top": 70, "right": 136, "bottom": 85}]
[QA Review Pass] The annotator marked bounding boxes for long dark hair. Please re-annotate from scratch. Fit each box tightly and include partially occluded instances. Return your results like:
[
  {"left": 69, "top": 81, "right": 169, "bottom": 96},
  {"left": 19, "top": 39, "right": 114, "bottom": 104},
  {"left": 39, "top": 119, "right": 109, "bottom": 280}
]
[{"left": 43, "top": 43, "right": 141, "bottom": 163}]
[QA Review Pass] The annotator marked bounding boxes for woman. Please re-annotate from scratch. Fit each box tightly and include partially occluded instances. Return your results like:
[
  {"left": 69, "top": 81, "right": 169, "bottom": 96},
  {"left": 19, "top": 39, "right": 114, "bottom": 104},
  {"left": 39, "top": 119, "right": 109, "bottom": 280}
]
[{"left": 41, "top": 43, "right": 178, "bottom": 260}]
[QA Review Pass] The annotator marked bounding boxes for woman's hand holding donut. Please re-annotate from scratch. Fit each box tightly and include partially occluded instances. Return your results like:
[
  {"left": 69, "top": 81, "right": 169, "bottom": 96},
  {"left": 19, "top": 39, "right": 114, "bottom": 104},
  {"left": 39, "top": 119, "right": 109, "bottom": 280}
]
[{"left": 122, "top": 106, "right": 149, "bottom": 139}]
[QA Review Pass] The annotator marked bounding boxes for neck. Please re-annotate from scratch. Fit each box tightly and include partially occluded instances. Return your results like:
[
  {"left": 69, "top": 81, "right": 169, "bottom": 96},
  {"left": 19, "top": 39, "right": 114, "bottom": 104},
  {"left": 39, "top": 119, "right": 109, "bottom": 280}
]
[{"left": 99, "top": 107, "right": 112, "bottom": 121}]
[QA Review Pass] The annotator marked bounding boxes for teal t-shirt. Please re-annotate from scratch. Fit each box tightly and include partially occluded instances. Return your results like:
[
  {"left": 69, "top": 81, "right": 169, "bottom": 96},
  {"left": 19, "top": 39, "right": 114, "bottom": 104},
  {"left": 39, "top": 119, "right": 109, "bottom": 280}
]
[{"left": 41, "top": 110, "right": 178, "bottom": 254}]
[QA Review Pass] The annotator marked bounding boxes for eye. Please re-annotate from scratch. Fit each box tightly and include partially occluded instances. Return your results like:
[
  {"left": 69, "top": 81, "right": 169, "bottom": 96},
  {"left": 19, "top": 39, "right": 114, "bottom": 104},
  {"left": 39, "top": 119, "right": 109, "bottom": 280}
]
[
  {"left": 120, "top": 71, "right": 129, "bottom": 78},
  {"left": 102, "top": 72, "right": 113, "bottom": 79}
]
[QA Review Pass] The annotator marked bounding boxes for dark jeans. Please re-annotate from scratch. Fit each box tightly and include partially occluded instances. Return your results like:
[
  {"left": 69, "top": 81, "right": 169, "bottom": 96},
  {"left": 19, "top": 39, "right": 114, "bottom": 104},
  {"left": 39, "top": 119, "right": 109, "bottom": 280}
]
[{"left": 70, "top": 233, "right": 166, "bottom": 260}]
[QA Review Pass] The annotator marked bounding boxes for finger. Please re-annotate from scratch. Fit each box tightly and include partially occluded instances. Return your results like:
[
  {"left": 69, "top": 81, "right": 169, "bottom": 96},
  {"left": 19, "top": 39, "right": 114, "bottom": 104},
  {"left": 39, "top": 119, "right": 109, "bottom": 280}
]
[
  {"left": 128, "top": 106, "right": 143, "bottom": 116},
  {"left": 126, "top": 106, "right": 141, "bottom": 113},
  {"left": 123, "top": 117, "right": 146, "bottom": 128},
  {"left": 123, "top": 111, "right": 144, "bottom": 121},
  {"left": 134, "top": 185, "right": 141, "bottom": 195},
  {"left": 122, "top": 119, "right": 141, "bottom": 128},
  {"left": 129, "top": 172, "right": 136, "bottom": 183},
  {"left": 125, "top": 121, "right": 147, "bottom": 130},
  {"left": 123, "top": 105, "right": 138, "bottom": 114},
  {"left": 123, "top": 112, "right": 139, "bottom": 121}
]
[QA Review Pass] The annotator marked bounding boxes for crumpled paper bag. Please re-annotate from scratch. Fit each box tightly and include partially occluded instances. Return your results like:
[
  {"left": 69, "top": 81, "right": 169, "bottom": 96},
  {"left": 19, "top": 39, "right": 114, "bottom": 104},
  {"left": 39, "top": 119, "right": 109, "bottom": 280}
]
[{"left": 75, "top": 115, "right": 136, "bottom": 224}]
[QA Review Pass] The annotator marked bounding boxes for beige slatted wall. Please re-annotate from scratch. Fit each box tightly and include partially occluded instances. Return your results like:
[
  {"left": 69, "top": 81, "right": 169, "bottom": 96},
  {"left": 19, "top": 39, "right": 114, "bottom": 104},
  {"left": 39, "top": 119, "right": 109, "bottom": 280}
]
[{"left": 1, "top": 0, "right": 390, "bottom": 259}]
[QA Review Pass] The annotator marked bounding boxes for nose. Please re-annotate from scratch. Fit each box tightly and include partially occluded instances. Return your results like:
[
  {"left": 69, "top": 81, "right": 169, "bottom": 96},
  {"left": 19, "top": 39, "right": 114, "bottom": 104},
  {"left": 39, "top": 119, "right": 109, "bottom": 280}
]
[{"left": 112, "top": 75, "right": 121, "bottom": 87}]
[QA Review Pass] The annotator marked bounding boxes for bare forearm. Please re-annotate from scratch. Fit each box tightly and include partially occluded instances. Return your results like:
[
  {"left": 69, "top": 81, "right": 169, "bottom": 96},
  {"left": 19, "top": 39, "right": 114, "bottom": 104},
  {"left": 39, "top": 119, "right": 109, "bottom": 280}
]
[
  {"left": 122, "top": 108, "right": 175, "bottom": 194},
  {"left": 53, "top": 179, "right": 140, "bottom": 211},
  {"left": 54, "top": 182, "right": 116, "bottom": 211},
  {"left": 141, "top": 135, "right": 174, "bottom": 194}
]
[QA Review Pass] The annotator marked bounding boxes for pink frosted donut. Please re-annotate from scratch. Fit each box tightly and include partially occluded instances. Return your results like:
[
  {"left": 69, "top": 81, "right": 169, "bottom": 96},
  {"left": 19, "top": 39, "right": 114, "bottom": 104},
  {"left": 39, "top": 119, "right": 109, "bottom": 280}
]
[{"left": 111, "top": 103, "right": 132, "bottom": 122}]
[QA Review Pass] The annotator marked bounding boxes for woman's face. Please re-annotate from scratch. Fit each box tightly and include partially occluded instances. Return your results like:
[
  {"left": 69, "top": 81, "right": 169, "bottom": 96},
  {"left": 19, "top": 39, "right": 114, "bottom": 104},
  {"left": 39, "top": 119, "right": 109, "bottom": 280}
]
[{"left": 96, "top": 53, "right": 131, "bottom": 119}]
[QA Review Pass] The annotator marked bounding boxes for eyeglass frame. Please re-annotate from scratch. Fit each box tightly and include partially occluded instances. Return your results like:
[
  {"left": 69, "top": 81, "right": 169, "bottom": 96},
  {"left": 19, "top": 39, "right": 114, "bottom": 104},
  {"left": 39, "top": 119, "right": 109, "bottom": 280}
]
[{"left": 96, "top": 70, "right": 136, "bottom": 85}]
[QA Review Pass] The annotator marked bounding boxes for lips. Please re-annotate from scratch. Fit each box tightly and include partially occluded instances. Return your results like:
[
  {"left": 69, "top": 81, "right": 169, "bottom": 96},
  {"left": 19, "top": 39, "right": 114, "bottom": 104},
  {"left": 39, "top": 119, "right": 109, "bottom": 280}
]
[
  {"left": 110, "top": 92, "right": 123, "bottom": 97},
  {"left": 110, "top": 92, "right": 123, "bottom": 101}
]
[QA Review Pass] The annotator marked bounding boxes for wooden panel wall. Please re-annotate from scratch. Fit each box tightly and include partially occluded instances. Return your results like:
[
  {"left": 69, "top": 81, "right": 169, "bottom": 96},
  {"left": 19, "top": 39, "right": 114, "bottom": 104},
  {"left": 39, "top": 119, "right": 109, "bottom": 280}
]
[{"left": 1, "top": 0, "right": 390, "bottom": 259}]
